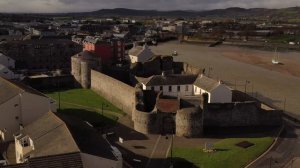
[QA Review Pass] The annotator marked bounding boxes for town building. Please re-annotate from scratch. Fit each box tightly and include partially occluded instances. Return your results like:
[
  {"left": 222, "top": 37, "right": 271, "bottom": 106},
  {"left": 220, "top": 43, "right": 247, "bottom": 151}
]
[
  {"left": 0, "top": 39, "right": 82, "bottom": 73},
  {"left": 193, "top": 75, "right": 232, "bottom": 103},
  {"left": 1, "top": 112, "right": 122, "bottom": 168},
  {"left": 0, "top": 53, "right": 23, "bottom": 80},
  {"left": 138, "top": 73, "right": 232, "bottom": 103},
  {"left": 0, "top": 53, "right": 14, "bottom": 69},
  {"left": 82, "top": 36, "right": 125, "bottom": 64},
  {"left": 0, "top": 77, "right": 56, "bottom": 142},
  {"left": 139, "top": 74, "right": 198, "bottom": 97},
  {"left": 128, "top": 44, "right": 155, "bottom": 63}
]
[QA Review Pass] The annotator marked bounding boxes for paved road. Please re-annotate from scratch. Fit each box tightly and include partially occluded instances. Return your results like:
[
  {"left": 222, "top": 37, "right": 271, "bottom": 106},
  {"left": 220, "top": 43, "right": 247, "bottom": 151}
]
[
  {"left": 145, "top": 135, "right": 172, "bottom": 168},
  {"left": 109, "top": 116, "right": 172, "bottom": 168},
  {"left": 250, "top": 120, "right": 300, "bottom": 168}
]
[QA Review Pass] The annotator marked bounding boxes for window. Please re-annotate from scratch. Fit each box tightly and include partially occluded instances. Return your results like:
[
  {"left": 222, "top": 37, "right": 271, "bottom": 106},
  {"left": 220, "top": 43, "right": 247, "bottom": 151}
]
[
  {"left": 185, "top": 85, "right": 189, "bottom": 91},
  {"left": 160, "top": 86, "right": 163, "bottom": 90},
  {"left": 169, "top": 86, "right": 172, "bottom": 92},
  {"left": 177, "top": 86, "right": 180, "bottom": 92},
  {"left": 21, "top": 138, "right": 29, "bottom": 147},
  {"left": 151, "top": 86, "right": 154, "bottom": 91}
]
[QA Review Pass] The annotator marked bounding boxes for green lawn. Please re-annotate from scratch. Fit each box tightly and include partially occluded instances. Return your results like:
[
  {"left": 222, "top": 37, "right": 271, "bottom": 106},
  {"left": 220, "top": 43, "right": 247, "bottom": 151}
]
[
  {"left": 45, "top": 89, "right": 126, "bottom": 127},
  {"left": 268, "top": 34, "right": 300, "bottom": 43},
  {"left": 171, "top": 137, "right": 273, "bottom": 168},
  {"left": 288, "top": 18, "right": 300, "bottom": 23}
]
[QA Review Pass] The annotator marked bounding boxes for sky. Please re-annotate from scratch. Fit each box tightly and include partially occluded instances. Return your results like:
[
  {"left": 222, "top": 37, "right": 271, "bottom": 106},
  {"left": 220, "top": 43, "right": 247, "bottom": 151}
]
[{"left": 0, "top": 0, "right": 299, "bottom": 13}]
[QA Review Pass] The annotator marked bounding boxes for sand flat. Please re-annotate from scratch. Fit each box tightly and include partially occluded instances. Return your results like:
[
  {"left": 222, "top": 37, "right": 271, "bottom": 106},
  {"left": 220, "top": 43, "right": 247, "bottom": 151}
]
[{"left": 151, "top": 41, "right": 300, "bottom": 116}]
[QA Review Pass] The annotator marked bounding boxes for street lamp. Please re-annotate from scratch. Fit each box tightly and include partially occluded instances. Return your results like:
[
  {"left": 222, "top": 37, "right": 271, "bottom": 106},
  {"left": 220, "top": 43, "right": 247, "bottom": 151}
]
[
  {"left": 166, "top": 128, "right": 175, "bottom": 167},
  {"left": 244, "top": 80, "right": 250, "bottom": 93},
  {"left": 208, "top": 67, "right": 213, "bottom": 78}
]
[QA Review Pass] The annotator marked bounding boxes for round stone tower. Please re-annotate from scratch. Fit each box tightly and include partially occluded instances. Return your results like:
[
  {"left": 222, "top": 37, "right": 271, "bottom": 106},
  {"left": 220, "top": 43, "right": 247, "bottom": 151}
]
[
  {"left": 71, "top": 56, "right": 82, "bottom": 84},
  {"left": 175, "top": 107, "right": 203, "bottom": 137},
  {"left": 80, "top": 61, "right": 90, "bottom": 89},
  {"left": 71, "top": 51, "right": 102, "bottom": 88}
]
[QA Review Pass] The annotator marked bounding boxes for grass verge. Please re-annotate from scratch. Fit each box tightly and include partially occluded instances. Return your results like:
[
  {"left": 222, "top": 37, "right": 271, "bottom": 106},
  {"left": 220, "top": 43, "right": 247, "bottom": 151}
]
[
  {"left": 171, "top": 137, "right": 273, "bottom": 168},
  {"left": 45, "top": 88, "right": 126, "bottom": 127}
]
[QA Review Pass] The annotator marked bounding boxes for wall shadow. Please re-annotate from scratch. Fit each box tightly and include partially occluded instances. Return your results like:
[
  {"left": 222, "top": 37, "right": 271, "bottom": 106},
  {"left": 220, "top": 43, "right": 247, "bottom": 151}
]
[
  {"left": 204, "top": 126, "right": 285, "bottom": 139},
  {"left": 107, "top": 119, "right": 149, "bottom": 141}
]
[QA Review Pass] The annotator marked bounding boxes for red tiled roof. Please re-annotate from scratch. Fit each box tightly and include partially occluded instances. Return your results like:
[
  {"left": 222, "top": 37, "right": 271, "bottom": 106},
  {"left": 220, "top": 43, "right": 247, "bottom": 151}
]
[{"left": 157, "top": 98, "right": 179, "bottom": 113}]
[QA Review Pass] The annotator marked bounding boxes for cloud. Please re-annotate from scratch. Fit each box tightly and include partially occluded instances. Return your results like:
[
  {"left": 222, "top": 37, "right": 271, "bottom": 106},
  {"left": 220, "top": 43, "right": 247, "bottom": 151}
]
[{"left": 0, "top": 0, "right": 299, "bottom": 13}]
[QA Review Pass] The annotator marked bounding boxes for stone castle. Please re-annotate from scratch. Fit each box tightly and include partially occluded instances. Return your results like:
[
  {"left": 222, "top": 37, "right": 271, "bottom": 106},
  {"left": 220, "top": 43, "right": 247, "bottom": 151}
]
[{"left": 71, "top": 48, "right": 282, "bottom": 138}]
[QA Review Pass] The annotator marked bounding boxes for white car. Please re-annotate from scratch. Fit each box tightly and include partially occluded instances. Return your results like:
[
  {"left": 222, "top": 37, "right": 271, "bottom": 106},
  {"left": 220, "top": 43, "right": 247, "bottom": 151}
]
[{"left": 172, "top": 51, "right": 178, "bottom": 56}]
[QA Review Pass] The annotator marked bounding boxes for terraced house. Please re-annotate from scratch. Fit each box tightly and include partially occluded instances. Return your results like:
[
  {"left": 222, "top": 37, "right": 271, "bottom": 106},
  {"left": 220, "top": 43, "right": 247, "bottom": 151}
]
[{"left": 0, "top": 77, "right": 56, "bottom": 142}]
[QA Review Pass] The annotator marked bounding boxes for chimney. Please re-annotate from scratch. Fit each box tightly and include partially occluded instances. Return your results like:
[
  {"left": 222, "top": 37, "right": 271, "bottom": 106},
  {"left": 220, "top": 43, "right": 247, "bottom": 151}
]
[
  {"left": 143, "top": 43, "right": 148, "bottom": 49},
  {"left": 19, "top": 124, "right": 24, "bottom": 130},
  {"left": 133, "top": 42, "right": 137, "bottom": 48}
]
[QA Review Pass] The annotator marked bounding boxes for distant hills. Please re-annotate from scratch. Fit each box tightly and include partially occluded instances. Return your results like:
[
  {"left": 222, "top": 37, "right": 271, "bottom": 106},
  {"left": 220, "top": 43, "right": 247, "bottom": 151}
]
[
  {"left": 84, "top": 7, "right": 300, "bottom": 19},
  {"left": 1, "top": 7, "right": 300, "bottom": 19}
]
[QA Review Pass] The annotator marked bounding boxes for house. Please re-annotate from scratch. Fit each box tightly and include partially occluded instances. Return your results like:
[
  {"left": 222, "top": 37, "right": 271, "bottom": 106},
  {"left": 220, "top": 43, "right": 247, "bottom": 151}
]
[
  {"left": 138, "top": 74, "right": 232, "bottom": 103},
  {"left": 1, "top": 112, "right": 122, "bottom": 168},
  {"left": 138, "top": 74, "right": 198, "bottom": 97},
  {"left": 128, "top": 44, "right": 155, "bottom": 64},
  {"left": 0, "top": 77, "right": 56, "bottom": 142},
  {"left": 2, "top": 39, "right": 82, "bottom": 73},
  {"left": 0, "top": 53, "right": 23, "bottom": 80},
  {"left": 0, "top": 53, "right": 15, "bottom": 69},
  {"left": 0, "top": 65, "right": 15, "bottom": 79},
  {"left": 83, "top": 36, "right": 125, "bottom": 64},
  {"left": 113, "top": 31, "right": 131, "bottom": 41},
  {"left": 193, "top": 75, "right": 232, "bottom": 103}
]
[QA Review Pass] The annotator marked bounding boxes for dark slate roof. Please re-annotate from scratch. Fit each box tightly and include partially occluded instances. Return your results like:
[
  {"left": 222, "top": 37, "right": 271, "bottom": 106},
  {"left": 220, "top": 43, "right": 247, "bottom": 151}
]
[
  {"left": 83, "top": 36, "right": 99, "bottom": 44},
  {"left": 17, "top": 112, "right": 80, "bottom": 158},
  {"left": 128, "top": 46, "right": 144, "bottom": 56},
  {"left": 0, "top": 152, "right": 83, "bottom": 168},
  {"left": 142, "top": 74, "right": 198, "bottom": 86},
  {"left": 2, "top": 112, "right": 119, "bottom": 168},
  {"left": 76, "top": 51, "right": 97, "bottom": 60},
  {"left": 28, "top": 152, "right": 83, "bottom": 168},
  {"left": 0, "top": 77, "right": 47, "bottom": 104},
  {"left": 6, "top": 39, "right": 74, "bottom": 45},
  {"left": 193, "top": 75, "right": 220, "bottom": 92}
]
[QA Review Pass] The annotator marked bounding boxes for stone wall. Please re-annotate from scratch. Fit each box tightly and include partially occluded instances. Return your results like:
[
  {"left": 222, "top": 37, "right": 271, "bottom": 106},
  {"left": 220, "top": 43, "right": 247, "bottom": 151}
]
[
  {"left": 204, "top": 101, "right": 282, "bottom": 127},
  {"left": 24, "top": 75, "right": 75, "bottom": 90},
  {"left": 173, "top": 62, "right": 204, "bottom": 75},
  {"left": 91, "top": 70, "right": 136, "bottom": 115}
]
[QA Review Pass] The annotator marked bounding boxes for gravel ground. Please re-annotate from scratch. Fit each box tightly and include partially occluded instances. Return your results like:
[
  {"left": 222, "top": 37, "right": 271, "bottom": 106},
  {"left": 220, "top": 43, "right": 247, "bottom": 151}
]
[{"left": 150, "top": 41, "right": 300, "bottom": 116}]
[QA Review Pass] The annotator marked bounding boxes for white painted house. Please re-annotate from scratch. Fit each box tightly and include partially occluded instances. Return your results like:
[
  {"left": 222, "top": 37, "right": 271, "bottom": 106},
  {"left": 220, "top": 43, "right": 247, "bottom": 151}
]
[
  {"left": 193, "top": 75, "right": 232, "bottom": 103},
  {"left": 0, "top": 53, "right": 24, "bottom": 80},
  {"left": 0, "top": 64, "right": 15, "bottom": 79},
  {"left": 0, "top": 77, "right": 56, "bottom": 142},
  {"left": 128, "top": 44, "right": 155, "bottom": 63},
  {"left": 138, "top": 74, "right": 198, "bottom": 97},
  {"left": 138, "top": 74, "right": 232, "bottom": 103}
]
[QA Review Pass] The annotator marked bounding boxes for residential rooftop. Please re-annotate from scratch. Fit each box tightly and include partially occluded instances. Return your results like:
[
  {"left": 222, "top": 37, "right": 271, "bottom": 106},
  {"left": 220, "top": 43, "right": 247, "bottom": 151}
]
[
  {"left": 0, "top": 77, "right": 47, "bottom": 104},
  {"left": 141, "top": 74, "right": 198, "bottom": 86}
]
